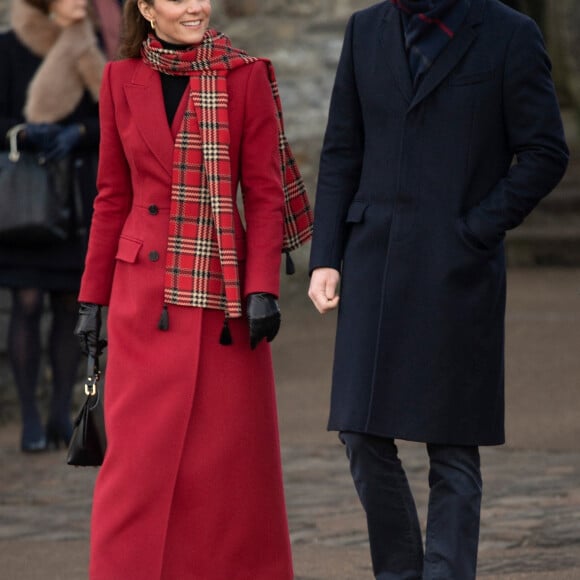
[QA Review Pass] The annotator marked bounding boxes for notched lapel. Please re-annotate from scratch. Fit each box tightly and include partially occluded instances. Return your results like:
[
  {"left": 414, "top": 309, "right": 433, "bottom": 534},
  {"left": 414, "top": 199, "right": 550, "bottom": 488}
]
[
  {"left": 124, "top": 62, "right": 174, "bottom": 179},
  {"left": 380, "top": 5, "right": 413, "bottom": 105},
  {"left": 409, "top": 0, "right": 486, "bottom": 111}
]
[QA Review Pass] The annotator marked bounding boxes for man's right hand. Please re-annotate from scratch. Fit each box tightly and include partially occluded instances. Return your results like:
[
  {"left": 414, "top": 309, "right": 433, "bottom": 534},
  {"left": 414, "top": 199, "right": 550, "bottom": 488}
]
[{"left": 308, "top": 268, "right": 341, "bottom": 314}]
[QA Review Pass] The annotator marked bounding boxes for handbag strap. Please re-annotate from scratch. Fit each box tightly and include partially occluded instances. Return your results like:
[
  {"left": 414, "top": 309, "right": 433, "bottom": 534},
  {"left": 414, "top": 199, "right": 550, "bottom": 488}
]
[
  {"left": 85, "top": 353, "right": 101, "bottom": 396},
  {"left": 6, "top": 124, "right": 27, "bottom": 162}
]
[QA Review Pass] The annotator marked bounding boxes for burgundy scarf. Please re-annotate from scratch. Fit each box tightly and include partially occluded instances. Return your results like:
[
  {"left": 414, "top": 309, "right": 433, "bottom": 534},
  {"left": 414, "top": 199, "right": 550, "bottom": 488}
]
[
  {"left": 142, "top": 31, "right": 312, "bottom": 320},
  {"left": 391, "top": 0, "right": 471, "bottom": 85}
]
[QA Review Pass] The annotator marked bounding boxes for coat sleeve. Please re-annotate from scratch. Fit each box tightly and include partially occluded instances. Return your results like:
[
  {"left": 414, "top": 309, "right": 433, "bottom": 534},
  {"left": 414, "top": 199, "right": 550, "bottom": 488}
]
[
  {"left": 78, "top": 62, "right": 132, "bottom": 305},
  {"left": 463, "top": 16, "right": 569, "bottom": 248},
  {"left": 308, "top": 14, "right": 364, "bottom": 273},
  {"left": 240, "top": 61, "right": 285, "bottom": 298}
]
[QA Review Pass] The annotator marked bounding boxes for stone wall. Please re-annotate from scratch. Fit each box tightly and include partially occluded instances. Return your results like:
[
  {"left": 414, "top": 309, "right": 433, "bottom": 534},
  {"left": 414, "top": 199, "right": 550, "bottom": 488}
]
[
  {"left": 214, "top": 0, "right": 371, "bottom": 192},
  {"left": 221, "top": 0, "right": 360, "bottom": 18},
  {"left": 0, "top": 0, "right": 10, "bottom": 32},
  {"left": 554, "top": 0, "right": 580, "bottom": 111}
]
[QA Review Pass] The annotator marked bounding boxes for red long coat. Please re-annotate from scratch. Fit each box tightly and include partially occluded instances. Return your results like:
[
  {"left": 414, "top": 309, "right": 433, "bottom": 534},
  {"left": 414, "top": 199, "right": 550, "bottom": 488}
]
[{"left": 79, "top": 58, "right": 293, "bottom": 579}]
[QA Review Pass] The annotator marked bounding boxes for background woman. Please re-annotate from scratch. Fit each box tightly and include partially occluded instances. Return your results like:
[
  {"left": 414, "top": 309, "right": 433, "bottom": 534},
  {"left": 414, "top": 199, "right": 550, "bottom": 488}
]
[
  {"left": 0, "top": 0, "right": 105, "bottom": 452},
  {"left": 74, "top": 0, "right": 311, "bottom": 577}
]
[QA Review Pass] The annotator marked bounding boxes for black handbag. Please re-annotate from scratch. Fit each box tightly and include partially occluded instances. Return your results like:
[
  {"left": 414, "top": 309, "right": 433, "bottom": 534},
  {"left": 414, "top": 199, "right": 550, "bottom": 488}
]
[
  {"left": 0, "top": 124, "right": 71, "bottom": 245},
  {"left": 67, "top": 353, "right": 107, "bottom": 467}
]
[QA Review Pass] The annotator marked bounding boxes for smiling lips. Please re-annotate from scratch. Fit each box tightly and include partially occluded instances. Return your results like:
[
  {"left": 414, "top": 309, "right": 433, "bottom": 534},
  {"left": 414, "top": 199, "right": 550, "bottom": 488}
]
[{"left": 182, "top": 19, "right": 202, "bottom": 27}]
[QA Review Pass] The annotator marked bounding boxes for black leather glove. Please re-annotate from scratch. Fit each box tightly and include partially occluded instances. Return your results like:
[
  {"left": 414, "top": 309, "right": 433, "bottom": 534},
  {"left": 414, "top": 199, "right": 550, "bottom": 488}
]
[
  {"left": 247, "top": 292, "right": 281, "bottom": 350},
  {"left": 23, "top": 123, "right": 61, "bottom": 154},
  {"left": 44, "top": 124, "right": 84, "bottom": 161},
  {"left": 74, "top": 302, "right": 107, "bottom": 357}
]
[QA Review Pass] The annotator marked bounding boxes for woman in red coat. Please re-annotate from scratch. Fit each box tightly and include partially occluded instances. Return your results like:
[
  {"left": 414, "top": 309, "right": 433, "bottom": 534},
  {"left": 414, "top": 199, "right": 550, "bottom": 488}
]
[{"left": 74, "top": 0, "right": 312, "bottom": 577}]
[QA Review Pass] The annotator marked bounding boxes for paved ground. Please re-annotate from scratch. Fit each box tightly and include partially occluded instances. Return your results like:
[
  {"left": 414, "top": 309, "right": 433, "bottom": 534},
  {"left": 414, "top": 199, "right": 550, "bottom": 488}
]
[{"left": 1, "top": 267, "right": 579, "bottom": 579}]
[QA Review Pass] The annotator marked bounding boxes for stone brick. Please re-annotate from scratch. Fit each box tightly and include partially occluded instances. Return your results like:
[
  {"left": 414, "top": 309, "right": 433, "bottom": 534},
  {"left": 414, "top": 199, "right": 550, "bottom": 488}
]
[{"left": 223, "top": 0, "right": 258, "bottom": 18}]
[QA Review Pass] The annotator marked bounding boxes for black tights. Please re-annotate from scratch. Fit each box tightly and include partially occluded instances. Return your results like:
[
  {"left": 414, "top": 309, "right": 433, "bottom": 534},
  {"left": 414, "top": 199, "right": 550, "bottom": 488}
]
[{"left": 8, "top": 288, "right": 81, "bottom": 439}]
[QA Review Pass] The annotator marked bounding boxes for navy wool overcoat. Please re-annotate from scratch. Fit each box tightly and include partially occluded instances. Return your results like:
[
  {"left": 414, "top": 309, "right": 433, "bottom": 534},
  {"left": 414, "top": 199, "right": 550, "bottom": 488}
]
[{"left": 309, "top": 0, "right": 568, "bottom": 445}]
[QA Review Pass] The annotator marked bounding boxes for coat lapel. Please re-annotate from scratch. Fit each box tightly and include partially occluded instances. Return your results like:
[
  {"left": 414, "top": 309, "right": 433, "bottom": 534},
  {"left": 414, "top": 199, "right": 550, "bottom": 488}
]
[
  {"left": 124, "top": 62, "right": 174, "bottom": 179},
  {"left": 380, "top": 4, "right": 413, "bottom": 105},
  {"left": 409, "top": 0, "right": 486, "bottom": 111}
]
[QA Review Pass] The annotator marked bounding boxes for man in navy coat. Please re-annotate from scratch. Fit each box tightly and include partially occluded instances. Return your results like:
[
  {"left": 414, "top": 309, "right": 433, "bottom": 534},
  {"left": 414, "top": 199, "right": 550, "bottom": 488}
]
[{"left": 308, "top": 0, "right": 568, "bottom": 578}]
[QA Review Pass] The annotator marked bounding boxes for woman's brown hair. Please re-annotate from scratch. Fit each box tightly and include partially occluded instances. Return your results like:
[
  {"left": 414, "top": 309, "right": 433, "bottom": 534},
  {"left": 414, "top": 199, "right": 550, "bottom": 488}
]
[{"left": 119, "top": 0, "right": 152, "bottom": 59}]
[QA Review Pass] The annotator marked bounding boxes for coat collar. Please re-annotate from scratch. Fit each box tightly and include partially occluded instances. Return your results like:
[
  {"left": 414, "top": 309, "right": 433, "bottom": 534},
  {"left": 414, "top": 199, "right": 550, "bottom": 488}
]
[
  {"left": 380, "top": 0, "right": 487, "bottom": 111},
  {"left": 380, "top": 3, "right": 414, "bottom": 104},
  {"left": 123, "top": 62, "right": 178, "bottom": 179}
]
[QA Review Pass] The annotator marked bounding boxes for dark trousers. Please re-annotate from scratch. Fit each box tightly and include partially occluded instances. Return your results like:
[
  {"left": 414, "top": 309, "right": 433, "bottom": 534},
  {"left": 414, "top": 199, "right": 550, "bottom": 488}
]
[{"left": 340, "top": 432, "right": 482, "bottom": 580}]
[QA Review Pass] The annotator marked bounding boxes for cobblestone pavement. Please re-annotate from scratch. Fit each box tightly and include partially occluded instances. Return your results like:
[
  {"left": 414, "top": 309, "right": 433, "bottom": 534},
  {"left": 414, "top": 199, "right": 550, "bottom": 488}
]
[
  {"left": 1, "top": 429, "right": 580, "bottom": 580},
  {"left": 1, "top": 268, "right": 580, "bottom": 579},
  {"left": 284, "top": 442, "right": 580, "bottom": 579}
]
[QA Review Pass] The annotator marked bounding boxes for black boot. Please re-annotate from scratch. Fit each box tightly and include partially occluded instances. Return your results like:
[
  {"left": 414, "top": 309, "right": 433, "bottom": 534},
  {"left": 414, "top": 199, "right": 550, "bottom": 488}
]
[{"left": 8, "top": 289, "right": 47, "bottom": 453}]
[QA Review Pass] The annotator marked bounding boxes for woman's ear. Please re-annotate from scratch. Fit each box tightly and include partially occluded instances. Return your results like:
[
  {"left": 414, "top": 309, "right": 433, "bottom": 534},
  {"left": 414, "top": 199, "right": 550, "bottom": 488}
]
[{"left": 137, "top": 0, "right": 153, "bottom": 22}]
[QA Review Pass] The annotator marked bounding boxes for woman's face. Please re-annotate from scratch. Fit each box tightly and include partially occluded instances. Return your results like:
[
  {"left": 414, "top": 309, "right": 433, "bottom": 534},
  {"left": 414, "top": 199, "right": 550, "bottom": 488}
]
[
  {"left": 49, "top": 0, "right": 88, "bottom": 26},
  {"left": 138, "top": 0, "right": 212, "bottom": 46}
]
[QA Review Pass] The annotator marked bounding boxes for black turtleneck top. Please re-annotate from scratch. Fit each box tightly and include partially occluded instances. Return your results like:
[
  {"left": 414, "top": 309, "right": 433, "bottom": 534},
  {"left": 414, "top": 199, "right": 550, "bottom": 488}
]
[{"left": 158, "top": 38, "right": 190, "bottom": 127}]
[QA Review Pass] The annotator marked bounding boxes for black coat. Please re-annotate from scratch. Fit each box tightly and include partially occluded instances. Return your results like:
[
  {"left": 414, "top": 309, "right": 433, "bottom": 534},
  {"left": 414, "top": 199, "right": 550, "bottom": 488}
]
[
  {"left": 0, "top": 30, "right": 99, "bottom": 285},
  {"left": 309, "top": 0, "right": 568, "bottom": 445}
]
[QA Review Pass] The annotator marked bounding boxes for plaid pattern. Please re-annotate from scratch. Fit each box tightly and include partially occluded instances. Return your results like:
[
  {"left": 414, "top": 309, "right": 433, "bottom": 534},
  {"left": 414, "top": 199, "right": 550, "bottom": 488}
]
[
  {"left": 391, "top": 0, "right": 471, "bottom": 85},
  {"left": 142, "top": 31, "right": 313, "bottom": 318}
]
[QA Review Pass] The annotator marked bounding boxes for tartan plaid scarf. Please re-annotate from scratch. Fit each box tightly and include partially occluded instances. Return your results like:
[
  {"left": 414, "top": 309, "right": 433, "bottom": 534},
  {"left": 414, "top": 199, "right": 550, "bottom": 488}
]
[
  {"left": 391, "top": 0, "right": 471, "bottom": 85},
  {"left": 142, "top": 31, "right": 312, "bottom": 321}
]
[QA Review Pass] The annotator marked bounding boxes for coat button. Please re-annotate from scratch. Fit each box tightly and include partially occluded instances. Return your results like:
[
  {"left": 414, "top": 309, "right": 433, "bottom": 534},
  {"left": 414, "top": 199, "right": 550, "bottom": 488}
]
[
  {"left": 148, "top": 205, "right": 159, "bottom": 215},
  {"left": 149, "top": 251, "right": 160, "bottom": 262}
]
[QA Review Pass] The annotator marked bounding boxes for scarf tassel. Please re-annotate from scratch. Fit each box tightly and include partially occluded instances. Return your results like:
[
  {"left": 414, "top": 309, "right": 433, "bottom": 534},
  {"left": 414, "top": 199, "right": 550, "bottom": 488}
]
[
  {"left": 284, "top": 250, "right": 296, "bottom": 276},
  {"left": 220, "top": 316, "right": 233, "bottom": 346},
  {"left": 158, "top": 304, "right": 169, "bottom": 331},
  {"left": 158, "top": 305, "right": 233, "bottom": 344}
]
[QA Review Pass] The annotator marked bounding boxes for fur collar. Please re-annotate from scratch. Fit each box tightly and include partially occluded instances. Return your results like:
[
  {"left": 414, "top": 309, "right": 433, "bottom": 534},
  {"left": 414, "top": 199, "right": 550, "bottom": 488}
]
[{"left": 11, "top": 0, "right": 106, "bottom": 122}]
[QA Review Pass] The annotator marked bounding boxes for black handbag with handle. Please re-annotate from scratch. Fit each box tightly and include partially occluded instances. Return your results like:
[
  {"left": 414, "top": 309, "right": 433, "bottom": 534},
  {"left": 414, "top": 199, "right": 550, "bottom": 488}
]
[
  {"left": 67, "top": 353, "right": 107, "bottom": 467},
  {"left": 0, "top": 124, "right": 71, "bottom": 245}
]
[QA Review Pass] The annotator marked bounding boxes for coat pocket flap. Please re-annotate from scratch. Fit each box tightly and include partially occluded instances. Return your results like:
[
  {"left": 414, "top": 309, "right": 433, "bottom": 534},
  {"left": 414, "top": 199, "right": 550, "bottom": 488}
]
[
  {"left": 346, "top": 201, "right": 369, "bottom": 224},
  {"left": 115, "top": 236, "right": 143, "bottom": 263},
  {"left": 449, "top": 69, "right": 495, "bottom": 86}
]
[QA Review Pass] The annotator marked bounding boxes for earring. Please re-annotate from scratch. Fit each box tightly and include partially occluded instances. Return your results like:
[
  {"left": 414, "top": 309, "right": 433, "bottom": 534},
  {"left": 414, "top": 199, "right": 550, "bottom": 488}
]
[{"left": 150, "top": 19, "right": 156, "bottom": 30}]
